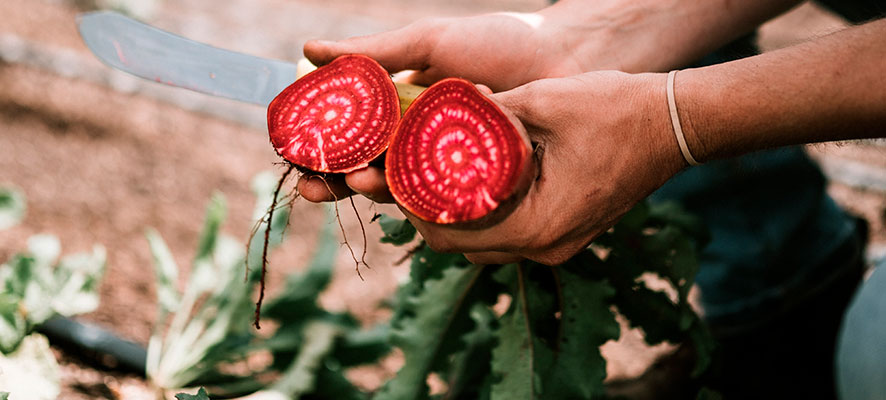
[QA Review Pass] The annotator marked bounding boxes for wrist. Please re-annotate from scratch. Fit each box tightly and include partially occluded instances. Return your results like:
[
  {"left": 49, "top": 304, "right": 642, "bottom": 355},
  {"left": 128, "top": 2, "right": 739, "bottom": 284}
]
[{"left": 631, "top": 72, "right": 688, "bottom": 182}]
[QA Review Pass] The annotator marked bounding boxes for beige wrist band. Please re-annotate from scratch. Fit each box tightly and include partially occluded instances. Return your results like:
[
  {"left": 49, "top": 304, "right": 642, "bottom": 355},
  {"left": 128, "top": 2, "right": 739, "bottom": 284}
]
[{"left": 666, "top": 70, "right": 700, "bottom": 166}]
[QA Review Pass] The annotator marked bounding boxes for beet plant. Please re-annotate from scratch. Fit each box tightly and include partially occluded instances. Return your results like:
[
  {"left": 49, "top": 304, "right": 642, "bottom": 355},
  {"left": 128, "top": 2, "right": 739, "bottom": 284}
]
[{"left": 369, "top": 201, "right": 715, "bottom": 400}]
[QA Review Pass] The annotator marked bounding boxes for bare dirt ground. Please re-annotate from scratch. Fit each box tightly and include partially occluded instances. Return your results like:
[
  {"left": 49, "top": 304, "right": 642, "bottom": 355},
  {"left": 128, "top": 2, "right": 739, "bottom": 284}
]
[{"left": 1, "top": 1, "right": 884, "bottom": 399}]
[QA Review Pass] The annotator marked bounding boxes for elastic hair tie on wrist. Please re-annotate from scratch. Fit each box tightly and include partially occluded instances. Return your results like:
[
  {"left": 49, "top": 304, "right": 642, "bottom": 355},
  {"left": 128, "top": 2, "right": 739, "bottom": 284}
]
[{"left": 667, "top": 70, "right": 701, "bottom": 166}]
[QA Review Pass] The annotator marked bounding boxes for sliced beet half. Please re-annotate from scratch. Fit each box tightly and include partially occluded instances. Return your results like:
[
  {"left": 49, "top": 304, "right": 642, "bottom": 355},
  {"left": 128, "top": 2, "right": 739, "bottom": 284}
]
[
  {"left": 268, "top": 54, "right": 400, "bottom": 173},
  {"left": 386, "top": 78, "right": 533, "bottom": 225}
]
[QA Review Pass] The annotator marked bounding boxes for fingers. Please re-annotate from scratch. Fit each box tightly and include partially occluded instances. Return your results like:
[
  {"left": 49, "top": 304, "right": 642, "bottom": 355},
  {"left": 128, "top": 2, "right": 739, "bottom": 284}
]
[
  {"left": 297, "top": 167, "right": 395, "bottom": 204},
  {"left": 475, "top": 84, "right": 493, "bottom": 95},
  {"left": 298, "top": 174, "right": 353, "bottom": 202},
  {"left": 345, "top": 167, "right": 396, "bottom": 203},
  {"left": 303, "top": 20, "right": 442, "bottom": 73}
]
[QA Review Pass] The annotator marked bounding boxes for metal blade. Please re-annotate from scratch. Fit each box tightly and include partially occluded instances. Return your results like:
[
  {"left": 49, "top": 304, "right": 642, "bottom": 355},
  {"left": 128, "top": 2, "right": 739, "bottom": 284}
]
[{"left": 77, "top": 11, "right": 297, "bottom": 105}]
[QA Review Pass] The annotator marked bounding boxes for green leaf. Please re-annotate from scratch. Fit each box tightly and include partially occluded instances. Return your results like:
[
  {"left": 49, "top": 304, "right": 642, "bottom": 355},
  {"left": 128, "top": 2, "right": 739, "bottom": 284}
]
[
  {"left": 616, "top": 201, "right": 650, "bottom": 232},
  {"left": 378, "top": 214, "right": 416, "bottom": 245},
  {"left": 46, "top": 246, "right": 106, "bottom": 318},
  {"left": 688, "top": 318, "right": 716, "bottom": 378},
  {"left": 266, "top": 321, "right": 341, "bottom": 398},
  {"left": 374, "top": 264, "right": 485, "bottom": 400},
  {"left": 0, "top": 237, "right": 106, "bottom": 354},
  {"left": 442, "top": 304, "right": 498, "bottom": 400},
  {"left": 648, "top": 202, "right": 708, "bottom": 242},
  {"left": 146, "top": 228, "right": 181, "bottom": 314},
  {"left": 0, "top": 334, "right": 60, "bottom": 400},
  {"left": 538, "top": 262, "right": 619, "bottom": 399},
  {"left": 311, "top": 364, "right": 367, "bottom": 400},
  {"left": 615, "top": 284, "right": 683, "bottom": 345},
  {"left": 194, "top": 193, "right": 226, "bottom": 261},
  {"left": 2, "top": 255, "right": 33, "bottom": 299},
  {"left": 0, "top": 187, "right": 26, "bottom": 230},
  {"left": 489, "top": 265, "right": 548, "bottom": 400},
  {"left": 263, "top": 220, "right": 338, "bottom": 321},
  {"left": 331, "top": 323, "right": 392, "bottom": 367},
  {"left": 1, "top": 391, "right": 8, "bottom": 400},
  {"left": 0, "top": 295, "right": 27, "bottom": 353},
  {"left": 175, "top": 387, "right": 210, "bottom": 400}
]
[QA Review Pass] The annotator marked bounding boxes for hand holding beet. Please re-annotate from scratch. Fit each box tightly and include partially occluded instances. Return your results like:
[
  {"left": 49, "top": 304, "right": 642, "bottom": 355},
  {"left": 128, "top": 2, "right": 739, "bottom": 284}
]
[{"left": 300, "top": 71, "right": 685, "bottom": 265}]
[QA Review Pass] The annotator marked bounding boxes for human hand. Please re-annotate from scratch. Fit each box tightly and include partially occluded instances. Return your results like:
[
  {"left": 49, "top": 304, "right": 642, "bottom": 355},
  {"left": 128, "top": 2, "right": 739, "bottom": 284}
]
[
  {"left": 303, "top": 72, "right": 686, "bottom": 265},
  {"left": 296, "top": 2, "right": 664, "bottom": 205},
  {"left": 302, "top": 12, "right": 587, "bottom": 93}
]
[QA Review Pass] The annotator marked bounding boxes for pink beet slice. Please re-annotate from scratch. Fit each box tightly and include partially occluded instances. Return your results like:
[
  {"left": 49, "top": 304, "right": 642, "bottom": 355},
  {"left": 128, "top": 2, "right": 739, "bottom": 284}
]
[
  {"left": 268, "top": 55, "right": 400, "bottom": 173},
  {"left": 386, "top": 78, "right": 533, "bottom": 225}
]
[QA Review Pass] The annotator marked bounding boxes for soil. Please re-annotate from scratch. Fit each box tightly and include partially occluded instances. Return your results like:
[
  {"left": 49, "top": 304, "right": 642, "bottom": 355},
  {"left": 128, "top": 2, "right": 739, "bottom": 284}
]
[{"left": 1, "top": 1, "right": 884, "bottom": 399}]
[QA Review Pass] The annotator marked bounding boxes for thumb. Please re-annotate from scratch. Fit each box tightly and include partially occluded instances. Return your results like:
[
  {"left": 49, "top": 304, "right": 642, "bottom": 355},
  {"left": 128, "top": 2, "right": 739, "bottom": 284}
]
[
  {"left": 489, "top": 84, "right": 536, "bottom": 124},
  {"left": 303, "top": 21, "right": 441, "bottom": 73}
]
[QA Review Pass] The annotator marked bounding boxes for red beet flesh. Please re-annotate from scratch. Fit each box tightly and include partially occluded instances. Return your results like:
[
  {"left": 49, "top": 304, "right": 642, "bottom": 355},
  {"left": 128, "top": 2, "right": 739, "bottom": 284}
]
[
  {"left": 268, "top": 55, "right": 400, "bottom": 173},
  {"left": 386, "top": 78, "right": 532, "bottom": 224}
]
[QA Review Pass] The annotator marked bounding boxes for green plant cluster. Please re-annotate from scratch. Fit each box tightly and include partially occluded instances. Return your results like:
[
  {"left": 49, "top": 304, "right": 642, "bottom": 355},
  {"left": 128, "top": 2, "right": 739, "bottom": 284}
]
[
  {"left": 150, "top": 172, "right": 390, "bottom": 399},
  {"left": 0, "top": 187, "right": 106, "bottom": 400},
  {"left": 169, "top": 187, "right": 713, "bottom": 399},
  {"left": 369, "top": 202, "right": 713, "bottom": 400}
]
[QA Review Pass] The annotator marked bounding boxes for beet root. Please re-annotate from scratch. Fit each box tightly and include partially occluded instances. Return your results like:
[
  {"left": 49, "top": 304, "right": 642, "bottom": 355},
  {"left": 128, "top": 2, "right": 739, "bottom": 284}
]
[
  {"left": 385, "top": 78, "right": 534, "bottom": 225},
  {"left": 268, "top": 54, "right": 400, "bottom": 173}
]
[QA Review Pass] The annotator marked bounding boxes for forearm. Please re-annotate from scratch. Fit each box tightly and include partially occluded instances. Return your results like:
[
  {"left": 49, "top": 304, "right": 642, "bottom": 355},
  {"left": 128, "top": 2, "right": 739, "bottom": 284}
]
[
  {"left": 676, "top": 18, "right": 886, "bottom": 161},
  {"left": 538, "top": 0, "right": 802, "bottom": 72}
]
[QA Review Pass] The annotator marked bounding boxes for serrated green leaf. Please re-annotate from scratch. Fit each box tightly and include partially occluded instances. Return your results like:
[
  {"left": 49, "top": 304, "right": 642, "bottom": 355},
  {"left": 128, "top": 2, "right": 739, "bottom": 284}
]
[
  {"left": 0, "top": 187, "right": 26, "bottom": 230},
  {"left": 0, "top": 391, "right": 8, "bottom": 400},
  {"left": 311, "top": 364, "right": 367, "bottom": 400},
  {"left": 639, "top": 226, "right": 699, "bottom": 300},
  {"left": 374, "top": 264, "right": 485, "bottom": 400},
  {"left": 490, "top": 266, "right": 546, "bottom": 400},
  {"left": 175, "top": 387, "right": 210, "bottom": 400},
  {"left": 378, "top": 214, "right": 416, "bottom": 245},
  {"left": 442, "top": 304, "right": 497, "bottom": 400},
  {"left": 537, "top": 262, "right": 619, "bottom": 399}
]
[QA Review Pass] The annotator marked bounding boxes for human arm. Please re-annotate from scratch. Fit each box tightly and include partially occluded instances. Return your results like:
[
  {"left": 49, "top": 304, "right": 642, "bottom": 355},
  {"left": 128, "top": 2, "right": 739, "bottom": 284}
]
[
  {"left": 677, "top": 17, "right": 886, "bottom": 161},
  {"left": 367, "top": 17, "right": 886, "bottom": 265}
]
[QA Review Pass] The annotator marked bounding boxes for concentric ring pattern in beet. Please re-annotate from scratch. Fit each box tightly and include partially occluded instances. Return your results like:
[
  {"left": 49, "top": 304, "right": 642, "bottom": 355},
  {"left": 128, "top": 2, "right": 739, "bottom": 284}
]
[
  {"left": 386, "top": 78, "right": 530, "bottom": 224},
  {"left": 268, "top": 55, "right": 399, "bottom": 173}
]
